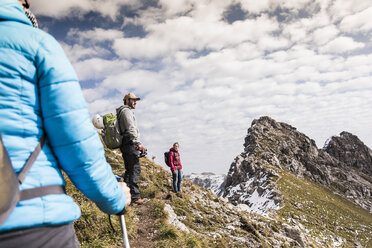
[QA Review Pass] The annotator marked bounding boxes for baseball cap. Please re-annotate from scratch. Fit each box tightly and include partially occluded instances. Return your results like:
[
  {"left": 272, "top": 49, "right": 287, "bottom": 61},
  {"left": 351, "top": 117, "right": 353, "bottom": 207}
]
[{"left": 123, "top": 93, "right": 141, "bottom": 101}]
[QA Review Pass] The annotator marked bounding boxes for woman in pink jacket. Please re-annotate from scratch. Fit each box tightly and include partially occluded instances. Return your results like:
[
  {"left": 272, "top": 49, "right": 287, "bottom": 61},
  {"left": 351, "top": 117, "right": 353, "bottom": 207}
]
[{"left": 169, "top": 142, "right": 183, "bottom": 192}]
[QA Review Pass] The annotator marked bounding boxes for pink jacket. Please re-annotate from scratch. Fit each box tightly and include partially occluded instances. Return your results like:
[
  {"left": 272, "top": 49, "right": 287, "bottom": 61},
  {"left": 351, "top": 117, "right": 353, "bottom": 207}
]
[{"left": 169, "top": 148, "right": 182, "bottom": 171}]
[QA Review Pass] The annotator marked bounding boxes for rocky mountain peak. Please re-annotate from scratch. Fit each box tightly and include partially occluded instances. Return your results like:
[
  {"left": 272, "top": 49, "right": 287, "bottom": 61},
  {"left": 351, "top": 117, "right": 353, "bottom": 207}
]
[
  {"left": 224, "top": 116, "right": 372, "bottom": 213},
  {"left": 241, "top": 116, "right": 330, "bottom": 185},
  {"left": 244, "top": 116, "right": 321, "bottom": 175}
]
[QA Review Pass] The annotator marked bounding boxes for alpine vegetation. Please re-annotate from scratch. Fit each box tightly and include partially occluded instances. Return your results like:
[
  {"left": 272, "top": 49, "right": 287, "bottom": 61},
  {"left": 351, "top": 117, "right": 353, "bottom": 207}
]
[{"left": 69, "top": 117, "right": 371, "bottom": 247}]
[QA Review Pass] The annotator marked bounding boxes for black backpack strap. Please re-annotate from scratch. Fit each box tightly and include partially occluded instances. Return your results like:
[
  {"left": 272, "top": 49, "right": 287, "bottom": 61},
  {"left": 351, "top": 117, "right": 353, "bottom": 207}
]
[
  {"left": 17, "top": 135, "right": 46, "bottom": 184},
  {"left": 20, "top": 185, "right": 66, "bottom": 201},
  {"left": 116, "top": 108, "right": 125, "bottom": 135}
]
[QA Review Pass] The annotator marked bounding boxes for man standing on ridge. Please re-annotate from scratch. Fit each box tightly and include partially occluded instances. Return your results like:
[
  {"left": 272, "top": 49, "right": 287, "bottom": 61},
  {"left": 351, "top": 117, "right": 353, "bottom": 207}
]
[{"left": 117, "top": 93, "right": 147, "bottom": 205}]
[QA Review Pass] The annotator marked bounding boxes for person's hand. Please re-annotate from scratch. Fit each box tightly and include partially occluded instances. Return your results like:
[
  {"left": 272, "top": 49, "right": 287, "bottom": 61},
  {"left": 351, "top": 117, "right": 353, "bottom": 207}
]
[
  {"left": 137, "top": 143, "right": 146, "bottom": 153},
  {"left": 119, "top": 182, "right": 131, "bottom": 207},
  {"left": 172, "top": 170, "right": 176, "bottom": 175}
]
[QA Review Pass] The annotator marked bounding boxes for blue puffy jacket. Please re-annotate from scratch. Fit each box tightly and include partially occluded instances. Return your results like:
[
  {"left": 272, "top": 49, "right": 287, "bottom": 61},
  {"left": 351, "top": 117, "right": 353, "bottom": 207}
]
[{"left": 0, "top": 0, "right": 126, "bottom": 231}]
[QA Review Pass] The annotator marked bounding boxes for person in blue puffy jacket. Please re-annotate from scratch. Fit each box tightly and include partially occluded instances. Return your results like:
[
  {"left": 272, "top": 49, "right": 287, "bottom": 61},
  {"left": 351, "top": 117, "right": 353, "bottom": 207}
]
[{"left": 0, "top": 0, "right": 131, "bottom": 247}]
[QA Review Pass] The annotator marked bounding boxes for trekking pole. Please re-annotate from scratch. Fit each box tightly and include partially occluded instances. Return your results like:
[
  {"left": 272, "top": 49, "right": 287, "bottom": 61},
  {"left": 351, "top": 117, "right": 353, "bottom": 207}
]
[
  {"left": 120, "top": 214, "right": 130, "bottom": 248},
  {"left": 115, "top": 175, "right": 130, "bottom": 248}
]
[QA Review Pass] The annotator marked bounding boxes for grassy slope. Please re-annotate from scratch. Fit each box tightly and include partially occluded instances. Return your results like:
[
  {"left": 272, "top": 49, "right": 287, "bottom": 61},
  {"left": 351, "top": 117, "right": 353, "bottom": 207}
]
[
  {"left": 64, "top": 148, "right": 257, "bottom": 247},
  {"left": 275, "top": 167, "right": 372, "bottom": 247},
  {"left": 64, "top": 147, "right": 372, "bottom": 247}
]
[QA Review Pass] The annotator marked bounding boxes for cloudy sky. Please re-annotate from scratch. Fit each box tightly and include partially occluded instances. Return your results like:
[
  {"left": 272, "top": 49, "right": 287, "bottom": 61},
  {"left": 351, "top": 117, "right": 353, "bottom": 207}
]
[{"left": 30, "top": 0, "right": 372, "bottom": 174}]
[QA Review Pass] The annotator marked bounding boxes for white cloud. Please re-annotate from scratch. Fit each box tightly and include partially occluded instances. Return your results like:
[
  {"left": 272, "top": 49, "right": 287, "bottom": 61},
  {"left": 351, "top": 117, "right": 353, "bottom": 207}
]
[
  {"left": 240, "top": 0, "right": 271, "bottom": 14},
  {"left": 284, "top": 23, "right": 308, "bottom": 43},
  {"left": 324, "top": 77, "right": 372, "bottom": 94},
  {"left": 61, "top": 43, "right": 111, "bottom": 63},
  {"left": 114, "top": 11, "right": 279, "bottom": 59},
  {"left": 30, "top": 0, "right": 89, "bottom": 18},
  {"left": 100, "top": 69, "right": 170, "bottom": 96},
  {"left": 339, "top": 6, "right": 372, "bottom": 33},
  {"left": 312, "top": 25, "right": 340, "bottom": 46},
  {"left": 257, "top": 36, "right": 290, "bottom": 51},
  {"left": 85, "top": 97, "right": 115, "bottom": 114},
  {"left": 329, "top": 0, "right": 372, "bottom": 23},
  {"left": 158, "top": 0, "right": 195, "bottom": 16},
  {"left": 67, "top": 28, "right": 123, "bottom": 43},
  {"left": 30, "top": 0, "right": 142, "bottom": 20},
  {"left": 73, "top": 58, "right": 131, "bottom": 81},
  {"left": 346, "top": 52, "right": 372, "bottom": 64},
  {"left": 40, "top": 0, "right": 372, "bottom": 174},
  {"left": 113, "top": 36, "right": 166, "bottom": 59},
  {"left": 82, "top": 88, "right": 103, "bottom": 103},
  {"left": 240, "top": 0, "right": 327, "bottom": 17},
  {"left": 319, "top": 36, "right": 365, "bottom": 54}
]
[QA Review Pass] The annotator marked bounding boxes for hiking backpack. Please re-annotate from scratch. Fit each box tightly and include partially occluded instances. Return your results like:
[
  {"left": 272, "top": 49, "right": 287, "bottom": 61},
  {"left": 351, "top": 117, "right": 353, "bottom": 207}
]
[
  {"left": 101, "top": 113, "right": 123, "bottom": 149},
  {"left": 164, "top": 151, "right": 174, "bottom": 167},
  {"left": 0, "top": 134, "right": 65, "bottom": 226}
]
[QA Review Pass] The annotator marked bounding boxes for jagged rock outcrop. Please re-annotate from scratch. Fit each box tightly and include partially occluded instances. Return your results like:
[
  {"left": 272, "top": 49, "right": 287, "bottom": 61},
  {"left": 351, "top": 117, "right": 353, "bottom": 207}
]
[
  {"left": 324, "top": 131, "right": 372, "bottom": 177},
  {"left": 224, "top": 116, "right": 372, "bottom": 213}
]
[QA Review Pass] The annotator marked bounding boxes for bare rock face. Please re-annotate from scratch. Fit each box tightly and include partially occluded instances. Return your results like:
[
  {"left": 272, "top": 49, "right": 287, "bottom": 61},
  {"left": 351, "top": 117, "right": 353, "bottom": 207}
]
[
  {"left": 224, "top": 116, "right": 372, "bottom": 213},
  {"left": 324, "top": 131, "right": 372, "bottom": 177}
]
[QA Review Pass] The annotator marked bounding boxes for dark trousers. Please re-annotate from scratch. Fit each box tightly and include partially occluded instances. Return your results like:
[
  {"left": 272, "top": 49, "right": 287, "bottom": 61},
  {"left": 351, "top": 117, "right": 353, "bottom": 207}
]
[
  {"left": 121, "top": 145, "right": 141, "bottom": 201},
  {"left": 0, "top": 223, "right": 80, "bottom": 248},
  {"left": 172, "top": 169, "right": 183, "bottom": 192}
]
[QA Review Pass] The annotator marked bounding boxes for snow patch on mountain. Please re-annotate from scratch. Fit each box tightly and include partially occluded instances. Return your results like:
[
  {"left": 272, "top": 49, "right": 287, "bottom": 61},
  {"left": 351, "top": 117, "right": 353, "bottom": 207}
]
[
  {"left": 185, "top": 172, "right": 226, "bottom": 196},
  {"left": 225, "top": 174, "right": 280, "bottom": 215},
  {"left": 186, "top": 172, "right": 280, "bottom": 216}
]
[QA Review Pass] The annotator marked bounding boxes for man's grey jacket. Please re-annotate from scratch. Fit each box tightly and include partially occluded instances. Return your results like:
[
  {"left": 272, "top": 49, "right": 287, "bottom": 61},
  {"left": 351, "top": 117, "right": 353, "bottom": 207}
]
[{"left": 116, "top": 105, "right": 141, "bottom": 145}]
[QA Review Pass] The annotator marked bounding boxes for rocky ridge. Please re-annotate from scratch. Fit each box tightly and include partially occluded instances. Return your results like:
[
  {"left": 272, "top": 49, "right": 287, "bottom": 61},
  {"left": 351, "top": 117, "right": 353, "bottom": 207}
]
[{"left": 224, "top": 116, "right": 372, "bottom": 213}]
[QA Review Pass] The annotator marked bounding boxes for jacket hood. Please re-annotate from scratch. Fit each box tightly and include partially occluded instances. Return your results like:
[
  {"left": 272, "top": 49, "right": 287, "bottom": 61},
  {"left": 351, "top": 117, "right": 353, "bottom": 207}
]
[
  {"left": 0, "top": 0, "right": 33, "bottom": 27},
  {"left": 116, "top": 105, "right": 130, "bottom": 115}
]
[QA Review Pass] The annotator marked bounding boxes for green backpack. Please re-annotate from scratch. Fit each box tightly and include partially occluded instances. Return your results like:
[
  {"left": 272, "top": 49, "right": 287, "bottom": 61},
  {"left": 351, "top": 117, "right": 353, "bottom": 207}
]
[{"left": 102, "top": 113, "right": 123, "bottom": 149}]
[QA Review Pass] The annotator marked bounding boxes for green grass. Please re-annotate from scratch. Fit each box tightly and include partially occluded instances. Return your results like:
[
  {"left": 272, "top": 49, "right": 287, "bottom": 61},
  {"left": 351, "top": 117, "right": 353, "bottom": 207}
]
[{"left": 276, "top": 170, "right": 372, "bottom": 247}]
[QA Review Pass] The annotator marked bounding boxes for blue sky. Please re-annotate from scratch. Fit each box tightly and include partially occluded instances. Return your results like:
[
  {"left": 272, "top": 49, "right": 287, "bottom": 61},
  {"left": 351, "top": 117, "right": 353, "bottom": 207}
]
[{"left": 30, "top": 0, "right": 372, "bottom": 174}]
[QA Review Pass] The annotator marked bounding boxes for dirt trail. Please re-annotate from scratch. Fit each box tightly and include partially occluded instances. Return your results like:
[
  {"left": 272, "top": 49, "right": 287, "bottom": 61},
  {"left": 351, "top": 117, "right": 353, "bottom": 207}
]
[
  {"left": 125, "top": 190, "right": 174, "bottom": 248},
  {"left": 127, "top": 203, "right": 156, "bottom": 248}
]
